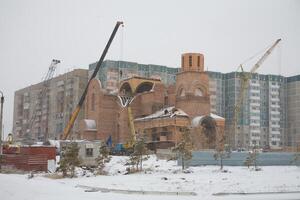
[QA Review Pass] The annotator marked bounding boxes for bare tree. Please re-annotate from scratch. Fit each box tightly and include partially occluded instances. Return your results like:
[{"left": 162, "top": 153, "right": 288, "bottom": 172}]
[
  {"left": 244, "top": 145, "right": 260, "bottom": 171},
  {"left": 214, "top": 136, "right": 231, "bottom": 171},
  {"left": 172, "top": 128, "right": 193, "bottom": 170},
  {"left": 126, "top": 138, "right": 149, "bottom": 172}
]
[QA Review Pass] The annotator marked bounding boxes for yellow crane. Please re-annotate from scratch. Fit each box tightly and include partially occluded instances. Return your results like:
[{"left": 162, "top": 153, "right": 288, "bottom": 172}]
[
  {"left": 229, "top": 38, "right": 281, "bottom": 148},
  {"left": 124, "top": 106, "right": 137, "bottom": 150},
  {"left": 118, "top": 95, "right": 137, "bottom": 151}
]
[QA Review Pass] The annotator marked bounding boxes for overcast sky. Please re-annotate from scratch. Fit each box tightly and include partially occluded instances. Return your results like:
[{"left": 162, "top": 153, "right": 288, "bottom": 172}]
[{"left": 0, "top": 0, "right": 299, "bottom": 137}]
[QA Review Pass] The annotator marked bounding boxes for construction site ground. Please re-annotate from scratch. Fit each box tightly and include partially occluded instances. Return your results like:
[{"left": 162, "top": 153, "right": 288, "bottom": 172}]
[{"left": 1, "top": 155, "right": 300, "bottom": 200}]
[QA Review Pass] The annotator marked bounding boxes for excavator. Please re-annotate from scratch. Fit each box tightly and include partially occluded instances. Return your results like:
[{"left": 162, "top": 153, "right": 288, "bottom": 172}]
[{"left": 61, "top": 21, "right": 124, "bottom": 140}]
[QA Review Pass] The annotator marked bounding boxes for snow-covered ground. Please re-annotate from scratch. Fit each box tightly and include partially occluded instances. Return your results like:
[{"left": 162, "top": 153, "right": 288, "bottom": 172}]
[{"left": 1, "top": 155, "right": 300, "bottom": 200}]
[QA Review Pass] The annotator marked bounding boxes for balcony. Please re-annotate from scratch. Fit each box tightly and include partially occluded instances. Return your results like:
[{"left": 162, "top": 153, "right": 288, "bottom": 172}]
[
  {"left": 250, "top": 129, "right": 260, "bottom": 134},
  {"left": 270, "top": 110, "right": 280, "bottom": 115},
  {"left": 270, "top": 84, "right": 280, "bottom": 89},
  {"left": 270, "top": 130, "right": 281, "bottom": 135},
  {"left": 270, "top": 124, "right": 280, "bottom": 128},
  {"left": 250, "top": 95, "right": 260, "bottom": 100},
  {"left": 250, "top": 115, "right": 260, "bottom": 120},
  {"left": 270, "top": 137, "right": 281, "bottom": 142},
  {"left": 250, "top": 102, "right": 260, "bottom": 107},
  {"left": 250, "top": 136, "right": 261, "bottom": 140}
]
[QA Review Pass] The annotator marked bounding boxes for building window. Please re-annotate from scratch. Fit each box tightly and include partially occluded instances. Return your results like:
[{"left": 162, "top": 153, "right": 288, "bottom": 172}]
[
  {"left": 197, "top": 56, "right": 200, "bottom": 67},
  {"left": 179, "top": 88, "right": 185, "bottom": 97},
  {"left": 164, "top": 96, "right": 168, "bottom": 106},
  {"left": 91, "top": 93, "right": 95, "bottom": 111},
  {"left": 86, "top": 148, "right": 93, "bottom": 157},
  {"left": 181, "top": 56, "right": 184, "bottom": 67},
  {"left": 56, "top": 123, "right": 63, "bottom": 134},
  {"left": 195, "top": 88, "right": 203, "bottom": 96},
  {"left": 189, "top": 56, "right": 192, "bottom": 67},
  {"left": 161, "top": 132, "right": 167, "bottom": 136}
]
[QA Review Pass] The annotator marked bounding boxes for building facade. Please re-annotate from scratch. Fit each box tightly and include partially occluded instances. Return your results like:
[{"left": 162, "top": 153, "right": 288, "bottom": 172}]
[
  {"left": 208, "top": 71, "right": 287, "bottom": 150},
  {"left": 13, "top": 69, "right": 88, "bottom": 142},
  {"left": 286, "top": 75, "right": 300, "bottom": 148}
]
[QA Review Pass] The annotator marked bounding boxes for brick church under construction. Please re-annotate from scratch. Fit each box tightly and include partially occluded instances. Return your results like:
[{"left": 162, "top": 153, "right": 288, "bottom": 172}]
[{"left": 80, "top": 53, "right": 225, "bottom": 149}]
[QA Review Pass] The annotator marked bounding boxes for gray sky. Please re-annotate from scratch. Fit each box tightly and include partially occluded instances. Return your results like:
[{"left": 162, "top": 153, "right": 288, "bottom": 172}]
[{"left": 0, "top": 0, "right": 299, "bottom": 137}]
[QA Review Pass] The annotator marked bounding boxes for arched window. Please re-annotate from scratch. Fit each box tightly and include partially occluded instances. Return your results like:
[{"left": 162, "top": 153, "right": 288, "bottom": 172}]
[
  {"left": 91, "top": 93, "right": 95, "bottom": 111},
  {"left": 189, "top": 56, "right": 192, "bottom": 67},
  {"left": 179, "top": 88, "right": 185, "bottom": 97},
  {"left": 195, "top": 88, "right": 203, "bottom": 96}
]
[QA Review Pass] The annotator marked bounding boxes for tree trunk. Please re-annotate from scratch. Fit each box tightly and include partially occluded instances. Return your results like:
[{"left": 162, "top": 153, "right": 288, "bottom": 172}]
[
  {"left": 140, "top": 156, "right": 143, "bottom": 171},
  {"left": 220, "top": 156, "right": 223, "bottom": 170},
  {"left": 182, "top": 156, "right": 185, "bottom": 170}
]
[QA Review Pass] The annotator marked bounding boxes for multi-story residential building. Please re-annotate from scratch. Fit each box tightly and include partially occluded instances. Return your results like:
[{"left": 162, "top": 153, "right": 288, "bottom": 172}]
[
  {"left": 89, "top": 60, "right": 179, "bottom": 93},
  {"left": 208, "top": 71, "right": 287, "bottom": 150},
  {"left": 287, "top": 75, "right": 300, "bottom": 148},
  {"left": 208, "top": 72, "right": 226, "bottom": 117},
  {"left": 13, "top": 69, "right": 88, "bottom": 143}
]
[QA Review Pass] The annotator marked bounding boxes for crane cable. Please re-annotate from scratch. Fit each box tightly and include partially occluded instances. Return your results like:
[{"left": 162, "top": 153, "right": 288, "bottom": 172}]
[
  {"left": 118, "top": 24, "right": 124, "bottom": 87},
  {"left": 236, "top": 43, "right": 273, "bottom": 72}
]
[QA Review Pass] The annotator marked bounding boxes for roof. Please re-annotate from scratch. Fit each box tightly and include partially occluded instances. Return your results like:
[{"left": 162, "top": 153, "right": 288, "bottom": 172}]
[
  {"left": 134, "top": 106, "right": 188, "bottom": 122},
  {"left": 191, "top": 113, "right": 224, "bottom": 127},
  {"left": 121, "top": 76, "right": 161, "bottom": 82}
]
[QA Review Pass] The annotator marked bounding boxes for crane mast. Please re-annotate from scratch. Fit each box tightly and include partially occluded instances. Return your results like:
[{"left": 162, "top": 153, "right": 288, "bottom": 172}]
[
  {"left": 229, "top": 39, "right": 281, "bottom": 148},
  {"left": 27, "top": 59, "right": 60, "bottom": 143}
]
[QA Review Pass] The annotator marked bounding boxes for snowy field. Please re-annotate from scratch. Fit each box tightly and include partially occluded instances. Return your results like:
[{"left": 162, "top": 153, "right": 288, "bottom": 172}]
[{"left": 1, "top": 155, "right": 300, "bottom": 200}]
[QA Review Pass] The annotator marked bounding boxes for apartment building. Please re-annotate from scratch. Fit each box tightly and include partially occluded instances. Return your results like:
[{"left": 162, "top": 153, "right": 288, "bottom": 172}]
[
  {"left": 208, "top": 72, "right": 225, "bottom": 117},
  {"left": 208, "top": 71, "right": 287, "bottom": 149},
  {"left": 13, "top": 69, "right": 88, "bottom": 143},
  {"left": 287, "top": 75, "right": 300, "bottom": 148}
]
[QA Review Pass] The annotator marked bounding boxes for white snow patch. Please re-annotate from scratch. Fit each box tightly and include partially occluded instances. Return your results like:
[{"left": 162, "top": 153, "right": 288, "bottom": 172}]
[
  {"left": 1, "top": 155, "right": 300, "bottom": 200},
  {"left": 135, "top": 106, "right": 188, "bottom": 121}
]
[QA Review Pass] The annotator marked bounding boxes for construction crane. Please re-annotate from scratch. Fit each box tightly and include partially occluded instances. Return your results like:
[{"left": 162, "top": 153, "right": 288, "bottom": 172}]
[
  {"left": 127, "top": 106, "right": 137, "bottom": 145},
  {"left": 229, "top": 38, "right": 281, "bottom": 149},
  {"left": 61, "top": 21, "right": 124, "bottom": 140},
  {"left": 27, "top": 59, "right": 60, "bottom": 143}
]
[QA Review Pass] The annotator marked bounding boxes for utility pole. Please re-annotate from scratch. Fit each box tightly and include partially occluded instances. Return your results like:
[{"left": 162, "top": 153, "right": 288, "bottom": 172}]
[{"left": 0, "top": 90, "right": 4, "bottom": 155}]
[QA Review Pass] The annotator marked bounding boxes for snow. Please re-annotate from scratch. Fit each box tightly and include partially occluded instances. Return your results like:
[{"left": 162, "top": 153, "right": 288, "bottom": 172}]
[
  {"left": 191, "top": 113, "right": 224, "bottom": 127},
  {"left": 49, "top": 140, "right": 60, "bottom": 149},
  {"left": 1, "top": 155, "right": 300, "bottom": 200},
  {"left": 135, "top": 106, "right": 188, "bottom": 121}
]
